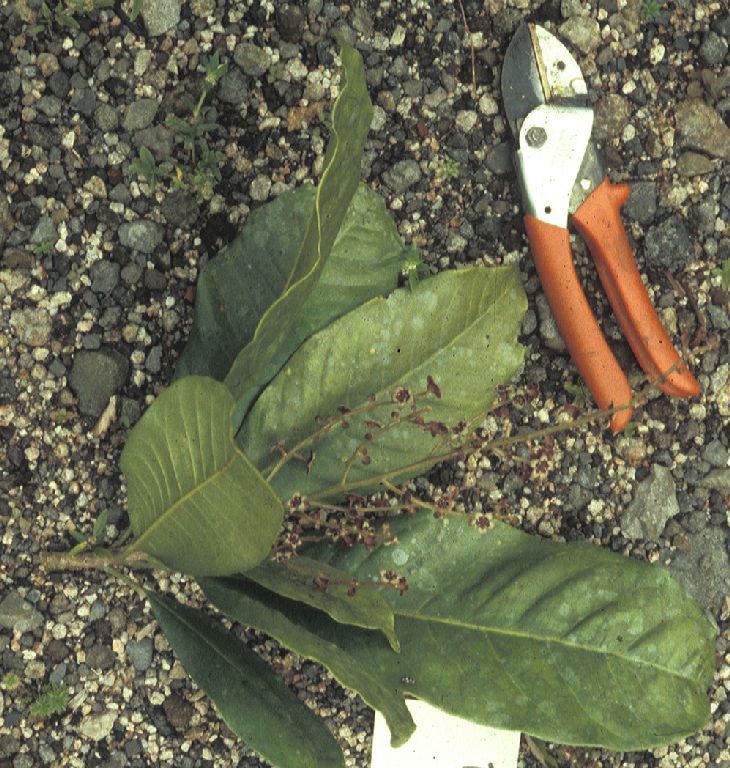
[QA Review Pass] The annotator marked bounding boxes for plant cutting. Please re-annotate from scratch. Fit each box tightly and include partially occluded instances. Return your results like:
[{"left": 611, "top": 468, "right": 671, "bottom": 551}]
[{"left": 45, "top": 40, "right": 716, "bottom": 768}]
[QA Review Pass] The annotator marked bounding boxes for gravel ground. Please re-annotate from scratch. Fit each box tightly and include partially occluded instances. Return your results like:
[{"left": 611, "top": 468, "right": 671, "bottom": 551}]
[{"left": 1, "top": 0, "right": 729, "bottom": 766}]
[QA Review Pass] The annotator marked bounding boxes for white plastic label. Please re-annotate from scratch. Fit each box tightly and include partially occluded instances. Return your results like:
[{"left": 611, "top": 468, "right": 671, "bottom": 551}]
[{"left": 371, "top": 700, "right": 520, "bottom": 768}]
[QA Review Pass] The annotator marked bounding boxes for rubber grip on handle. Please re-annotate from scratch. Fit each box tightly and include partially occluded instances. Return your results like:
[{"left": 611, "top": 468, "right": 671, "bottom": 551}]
[
  {"left": 571, "top": 178, "right": 700, "bottom": 398},
  {"left": 524, "top": 215, "right": 633, "bottom": 432}
]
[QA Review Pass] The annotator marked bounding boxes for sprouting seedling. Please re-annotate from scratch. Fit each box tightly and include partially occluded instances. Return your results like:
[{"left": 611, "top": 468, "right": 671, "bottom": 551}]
[
  {"left": 713, "top": 258, "right": 730, "bottom": 291},
  {"left": 401, "top": 245, "right": 430, "bottom": 290},
  {"left": 641, "top": 0, "right": 662, "bottom": 21},
  {"left": 565, "top": 380, "right": 591, "bottom": 407},
  {"left": 129, "top": 147, "right": 171, "bottom": 188},
  {"left": 29, "top": 685, "right": 70, "bottom": 718}
]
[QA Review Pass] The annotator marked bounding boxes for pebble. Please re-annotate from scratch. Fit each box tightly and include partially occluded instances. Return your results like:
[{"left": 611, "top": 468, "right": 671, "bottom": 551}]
[
  {"left": 249, "top": 174, "right": 272, "bottom": 201},
  {"left": 145, "top": 345, "right": 163, "bottom": 373},
  {"left": 90, "top": 261, "right": 120, "bottom": 295},
  {"left": 455, "top": 110, "right": 478, "bottom": 133},
  {"left": 219, "top": 68, "right": 249, "bottom": 105},
  {"left": 643, "top": 216, "right": 694, "bottom": 269},
  {"left": 123, "top": 98, "right": 159, "bottom": 132},
  {"left": 94, "top": 103, "right": 119, "bottom": 132},
  {"left": 622, "top": 465, "right": 679, "bottom": 540},
  {"left": 119, "top": 220, "right": 164, "bottom": 253},
  {"left": 558, "top": 16, "right": 601, "bottom": 54},
  {"left": 126, "top": 637, "right": 153, "bottom": 672},
  {"left": 68, "top": 348, "right": 130, "bottom": 417},
  {"left": 31, "top": 215, "right": 57, "bottom": 244},
  {"left": 668, "top": 528, "right": 730, "bottom": 614},
  {"left": 276, "top": 3, "right": 306, "bottom": 43},
  {"left": 144, "top": 269, "right": 166, "bottom": 291},
  {"left": 79, "top": 711, "right": 116, "bottom": 741},
  {"left": 234, "top": 42, "right": 271, "bottom": 77},
  {"left": 624, "top": 181, "right": 657, "bottom": 225},
  {"left": 593, "top": 94, "right": 632, "bottom": 141},
  {"left": 86, "top": 643, "right": 115, "bottom": 670},
  {"left": 0, "top": 591, "right": 44, "bottom": 633},
  {"left": 485, "top": 142, "right": 513, "bottom": 175},
  {"left": 383, "top": 158, "right": 421, "bottom": 193},
  {"left": 162, "top": 693, "right": 194, "bottom": 731},
  {"left": 703, "top": 439, "right": 729, "bottom": 468},
  {"left": 536, "top": 293, "right": 566, "bottom": 351},
  {"left": 9, "top": 307, "right": 52, "bottom": 347},
  {"left": 675, "top": 99, "right": 730, "bottom": 161},
  {"left": 676, "top": 152, "right": 715, "bottom": 177},
  {"left": 700, "top": 31, "right": 729, "bottom": 67},
  {"left": 141, "top": 0, "right": 180, "bottom": 36}
]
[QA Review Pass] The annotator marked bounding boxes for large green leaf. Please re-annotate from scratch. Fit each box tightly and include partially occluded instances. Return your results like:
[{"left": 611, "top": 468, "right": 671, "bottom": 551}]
[
  {"left": 198, "top": 576, "right": 415, "bottom": 748},
  {"left": 225, "top": 41, "right": 373, "bottom": 428},
  {"left": 245, "top": 555, "right": 400, "bottom": 651},
  {"left": 295, "top": 514, "right": 716, "bottom": 750},
  {"left": 173, "top": 187, "right": 313, "bottom": 382},
  {"left": 121, "top": 376, "right": 283, "bottom": 576},
  {"left": 146, "top": 589, "right": 346, "bottom": 768},
  {"left": 239, "top": 266, "right": 526, "bottom": 501},
  {"left": 173, "top": 184, "right": 405, "bottom": 382}
]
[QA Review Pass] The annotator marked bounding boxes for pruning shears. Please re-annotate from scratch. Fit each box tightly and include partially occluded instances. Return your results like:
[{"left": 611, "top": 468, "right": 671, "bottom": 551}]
[{"left": 501, "top": 23, "right": 699, "bottom": 431}]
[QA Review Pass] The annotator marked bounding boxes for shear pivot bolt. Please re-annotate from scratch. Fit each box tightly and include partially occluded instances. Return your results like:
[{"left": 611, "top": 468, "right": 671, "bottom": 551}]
[{"left": 525, "top": 126, "right": 547, "bottom": 148}]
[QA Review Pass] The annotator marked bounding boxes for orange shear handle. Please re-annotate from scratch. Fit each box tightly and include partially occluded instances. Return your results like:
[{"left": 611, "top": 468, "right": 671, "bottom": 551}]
[
  {"left": 571, "top": 178, "right": 699, "bottom": 399},
  {"left": 524, "top": 215, "right": 633, "bottom": 432}
]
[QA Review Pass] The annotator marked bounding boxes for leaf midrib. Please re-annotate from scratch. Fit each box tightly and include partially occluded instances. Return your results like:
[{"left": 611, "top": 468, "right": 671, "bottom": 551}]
[
  {"left": 128, "top": 452, "right": 237, "bottom": 553},
  {"left": 398, "top": 609, "right": 695, "bottom": 682}
]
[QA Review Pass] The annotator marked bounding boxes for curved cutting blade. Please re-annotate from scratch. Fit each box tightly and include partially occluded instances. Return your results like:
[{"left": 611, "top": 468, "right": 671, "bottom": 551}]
[{"left": 501, "top": 23, "right": 588, "bottom": 137}]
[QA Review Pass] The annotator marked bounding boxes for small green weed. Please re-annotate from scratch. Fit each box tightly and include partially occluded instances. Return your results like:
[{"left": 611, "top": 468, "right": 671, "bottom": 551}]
[
  {"left": 435, "top": 157, "right": 461, "bottom": 183},
  {"left": 641, "top": 0, "right": 662, "bottom": 21},
  {"left": 31, "top": 0, "right": 114, "bottom": 34},
  {"left": 29, "top": 685, "right": 70, "bottom": 718},
  {"left": 565, "top": 381, "right": 591, "bottom": 407},
  {"left": 400, "top": 245, "right": 430, "bottom": 289},
  {"left": 2, "top": 672, "right": 22, "bottom": 691},
  {"left": 131, "top": 53, "right": 226, "bottom": 200},
  {"left": 714, "top": 258, "right": 730, "bottom": 291}
]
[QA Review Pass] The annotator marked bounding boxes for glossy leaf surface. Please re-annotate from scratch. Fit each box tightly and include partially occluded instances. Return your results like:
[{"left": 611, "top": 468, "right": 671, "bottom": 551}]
[
  {"left": 225, "top": 41, "right": 373, "bottom": 428},
  {"left": 245, "top": 555, "right": 399, "bottom": 651},
  {"left": 199, "top": 577, "right": 415, "bottom": 747},
  {"left": 300, "top": 514, "right": 716, "bottom": 750},
  {"left": 146, "top": 589, "right": 345, "bottom": 768},
  {"left": 173, "top": 185, "right": 404, "bottom": 383},
  {"left": 121, "top": 377, "right": 282, "bottom": 576},
  {"left": 240, "top": 266, "right": 526, "bottom": 500}
]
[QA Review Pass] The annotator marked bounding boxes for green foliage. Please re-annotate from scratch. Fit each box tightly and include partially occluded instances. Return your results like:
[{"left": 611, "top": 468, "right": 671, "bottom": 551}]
[
  {"left": 434, "top": 156, "right": 461, "bottom": 182},
  {"left": 53, "top": 39, "right": 716, "bottom": 768},
  {"left": 565, "top": 380, "right": 591, "bottom": 407},
  {"left": 240, "top": 267, "right": 525, "bottom": 501},
  {"left": 146, "top": 589, "right": 346, "bottom": 768},
  {"left": 29, "top": 685, "right": 70, "bottom": 718},
  {"left": 224, "top": 41, "right": 374, "bottom": 430},
  {"left": 714, "top": 258, "right": 730, "bottom": 290},
  {"left": 303, "top": 513, "right": 715, "bottom": 750},
  {"left": 2, "top": 672, "right": 21, "bottom": 691},
  {"left": 174, "top": 184, "right": 406, "bottom": 382},
  {"left": 129, "top": 0, "right": 144, "bottom": 20},
  {"left": 31, "top": 0, "right": 114, "bottom": 34},
  {"left": 130, "top": 53, "right": 226, "bottom": 200},
  {"left": 120, "top": 377, "right": 283, "bottom": 576},
  {"left": 641, "top": 0, "right": 662, "bottom": 21}
]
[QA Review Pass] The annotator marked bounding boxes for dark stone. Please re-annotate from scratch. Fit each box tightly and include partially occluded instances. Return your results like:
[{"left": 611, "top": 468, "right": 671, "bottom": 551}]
[
  {"left": 624, "top": 181, "right": 657, "bottom": 225},
  {"left": 162, "top": 693, "right": 194, "bottom": 731},
  {"left": 49, "top": 70, "right": 70, "bottom": 98},
  {"left": 276, "top": 3, "right": 305, "bottom": 43},
  {"left": 643, "top": 216, "right": 694, "bottom": 269},
  {"left": 68, "top": 348, "right": 129, "bottom": 417},
  {"left": 86, "top": 643, "right": 115, "bottom": 670}
]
